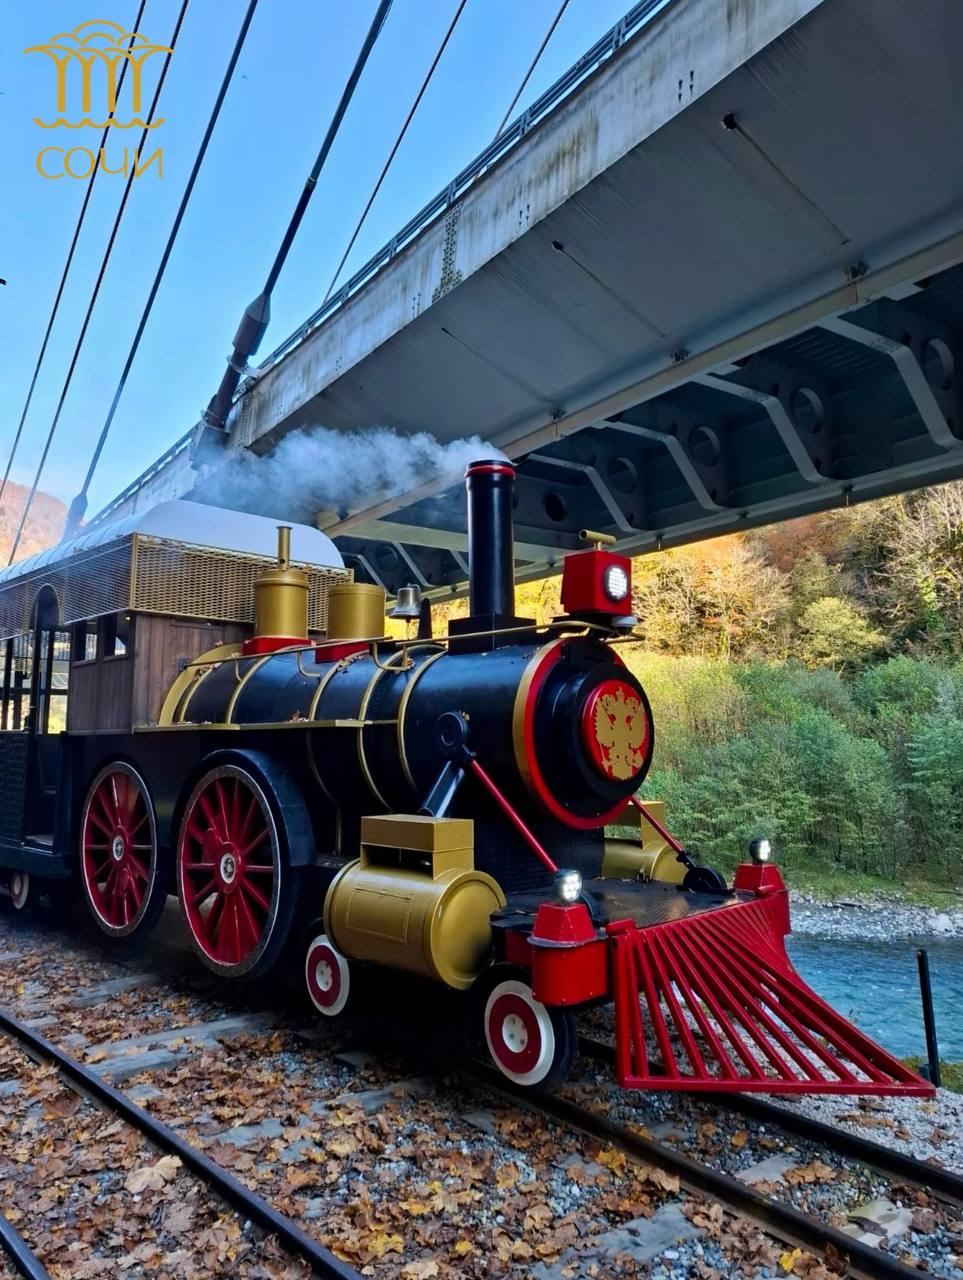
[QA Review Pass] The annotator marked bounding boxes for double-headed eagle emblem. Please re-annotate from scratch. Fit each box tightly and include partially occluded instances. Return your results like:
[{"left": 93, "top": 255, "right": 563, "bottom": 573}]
[{"left": 593, "top": 686, "right": 648, "bottom": 781}]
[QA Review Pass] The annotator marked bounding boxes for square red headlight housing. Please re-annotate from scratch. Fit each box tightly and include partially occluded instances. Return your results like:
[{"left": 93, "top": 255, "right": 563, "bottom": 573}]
[{"left": 561, "top": 548, "right": 632, "bottom": 616}]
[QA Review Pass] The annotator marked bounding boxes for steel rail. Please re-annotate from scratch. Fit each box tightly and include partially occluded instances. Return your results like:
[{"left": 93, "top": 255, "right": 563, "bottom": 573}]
[
  {"left": 463, "top": 1063, "right": 930, "bottom": 1280},
  {"left": 580, "top": 1036, "right": 963, "bottom": 1205},
  {"left": 713, "top": 1089, "right": 963, "bottom": 1207},
  {"left": 0, "top": 1005, "right": 362, "bottom": 1280},
  {"left": 0, "top": 1210, "right": 49, "bottom": 1280}
]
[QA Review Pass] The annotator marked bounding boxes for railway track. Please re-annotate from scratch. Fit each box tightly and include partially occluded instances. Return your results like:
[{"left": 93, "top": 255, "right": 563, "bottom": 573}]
[
  {"left": 0, "top": 909, "right": 959, "bottom": 1278},
  {"left": 580, "top": 1035, "right": 963, "bottom": 1206},
  {"left": 465, "top": 1057, "right": 962, "bottom": 1280},
  {"left": 0, "top": 1006, "right": 360, "bottom": 1280}
]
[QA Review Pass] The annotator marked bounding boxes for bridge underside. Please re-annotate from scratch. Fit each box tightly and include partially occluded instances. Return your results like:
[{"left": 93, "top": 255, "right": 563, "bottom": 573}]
[
  {"left": 339, "top": 257, "right": 963, "bottom": 596},
  {"left": 99, "top": 0, "right": 963, "bottom": 598}
]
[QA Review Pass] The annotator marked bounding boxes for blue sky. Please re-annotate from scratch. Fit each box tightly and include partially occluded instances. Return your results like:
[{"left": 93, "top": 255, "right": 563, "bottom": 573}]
[{"left": 0, "top": 0, "right": 631, "bottom": 515}]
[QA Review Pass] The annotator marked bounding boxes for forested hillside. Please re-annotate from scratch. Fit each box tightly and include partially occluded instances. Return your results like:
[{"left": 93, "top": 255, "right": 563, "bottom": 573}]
[
  {"left": 512, "top": 482, "right": 963, "bottom": 892},
  {"left": 0, "top": 483, "right": 67, "bottom": 565}
]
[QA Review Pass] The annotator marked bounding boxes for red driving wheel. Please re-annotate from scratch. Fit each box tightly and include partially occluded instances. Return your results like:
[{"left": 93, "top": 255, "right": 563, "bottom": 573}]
[
  {"left": 80, "top": 763, "right": 164, "bottom": 939},
  {"left": 177, "top": 763, "right": 292, "bottom": 978}
]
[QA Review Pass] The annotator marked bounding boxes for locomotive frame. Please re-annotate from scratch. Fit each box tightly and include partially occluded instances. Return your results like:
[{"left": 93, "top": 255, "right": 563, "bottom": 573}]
[{"left": 0, "top": 471, "right": 932, "bottom": 1098}]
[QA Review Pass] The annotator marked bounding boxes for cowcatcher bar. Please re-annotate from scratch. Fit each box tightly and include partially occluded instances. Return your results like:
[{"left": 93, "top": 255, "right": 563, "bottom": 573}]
[{"left": 608, "top": 885, "right": 933, "bottom": 1096}]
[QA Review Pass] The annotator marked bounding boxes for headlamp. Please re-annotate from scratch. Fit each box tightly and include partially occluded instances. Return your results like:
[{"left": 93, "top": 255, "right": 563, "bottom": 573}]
[
  {"left": 749, "top": 836, "right": 773, "bottom": 865},
  {"left": 603, "top": 564, "right": 629, "bottom": 603},
  {"left": 554, "top": 868, "right": 582, "bottom": 904}
]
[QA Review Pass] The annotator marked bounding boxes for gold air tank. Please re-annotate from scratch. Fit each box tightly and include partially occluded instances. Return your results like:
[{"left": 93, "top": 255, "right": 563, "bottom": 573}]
[
  {"left": 602, "top": 799, "right": 685, "bottom": 884},
  {"left": 253, "top": 526, "right": 310, "bottom": 642},
  {"left": 324, "top": 816, "right": 504, "bottom": 990}
]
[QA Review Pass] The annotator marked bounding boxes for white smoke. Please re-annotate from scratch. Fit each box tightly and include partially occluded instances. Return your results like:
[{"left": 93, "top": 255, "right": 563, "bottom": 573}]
[{"left": 196, "top": 426, "right": 505, "bottom": 524}]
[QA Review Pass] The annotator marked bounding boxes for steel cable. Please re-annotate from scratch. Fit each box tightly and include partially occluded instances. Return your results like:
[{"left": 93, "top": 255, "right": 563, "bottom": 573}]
[
  {"left": 7, "top": 1, "right": 189, "bottom": 566},
  {"left": 0, "top": 0, "right": 148, "bottom": 516},
  {"left": 493, "top": 0, "right": 571, "bottom": 139},
  {"left": 320, "top": 0, "right": 470, "bottom": 308},
  {"left": 203, "top": 0, "right": 394, "bottom": 431},
  {"left": 63, "top": 0, "right": 261, "bottom": 540}
]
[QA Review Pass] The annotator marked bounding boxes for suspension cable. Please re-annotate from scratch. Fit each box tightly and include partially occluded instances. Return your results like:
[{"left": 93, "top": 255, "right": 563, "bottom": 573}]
[
  {"left": 0, "top": 0, "right": 148, "bottom": 516},
  {"left": 202, "top": 0, "right": 394, "bottom": 434},
  {"left": 320, "top": 0, "right": 469, "bottom": 309},
  {"left": 63, "top": 0, "right": 261, "bottom": 541},
  {"left": 493, "top": 0, "right": 571, "bottom": 139},
  {"left": 7, "top": 2, "right": 189, "bottom": 566}
]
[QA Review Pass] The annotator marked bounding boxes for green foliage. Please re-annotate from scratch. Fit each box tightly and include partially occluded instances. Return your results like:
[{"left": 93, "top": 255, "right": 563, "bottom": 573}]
[
  {"left": 637, "top": 653, "right": 956, "bottom": 885},
  {"left": 794, "top": 596, "right": 886, "bottom": 670}
]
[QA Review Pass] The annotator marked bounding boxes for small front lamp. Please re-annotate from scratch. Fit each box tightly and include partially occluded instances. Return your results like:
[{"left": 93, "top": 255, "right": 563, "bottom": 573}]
[
  {"left": 555, "top": 868, "right": 583, "bottom": 904},
  {"left": 749, "top": 836, "right": 773, "bottom": 865},
  {"left": 603, "top": 563, "right": 629, "bottom": 602}
]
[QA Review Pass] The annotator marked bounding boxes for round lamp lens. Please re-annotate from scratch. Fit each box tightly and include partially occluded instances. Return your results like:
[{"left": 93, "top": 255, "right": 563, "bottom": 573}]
[
  {"left": 604, "top": 564, "right": 629, "bottom": 602},
  {"left": 555, "top": 869, "right": 582, "bottom": 904},
  {"left": 749, "top": 837, "right": 773, "bottom": 864}
]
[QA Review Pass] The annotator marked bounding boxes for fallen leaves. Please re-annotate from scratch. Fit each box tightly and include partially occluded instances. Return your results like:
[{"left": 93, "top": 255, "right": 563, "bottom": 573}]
[
  {"left": 784, "top": 1160, "right": 836, "bottom": 1185},
  {"left": 400, "top": 1261, "right": 439, "bottom": 1279},
  {"left": 124, "top": 1153, "right": 182, "bottom": 1193}
]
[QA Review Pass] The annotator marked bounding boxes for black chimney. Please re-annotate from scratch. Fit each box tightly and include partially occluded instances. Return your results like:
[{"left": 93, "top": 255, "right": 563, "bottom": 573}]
[
  {"left": 449, "top": 458, "right": 534, "bottom": 652},
  {"left": 466, "top": 460, "right": 516, "bottom": 619}
]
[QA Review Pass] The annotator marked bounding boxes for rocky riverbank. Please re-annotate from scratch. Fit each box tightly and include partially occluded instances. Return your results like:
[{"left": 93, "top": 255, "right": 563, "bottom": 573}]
[{"left": 790, "top": 893, "right": 963, "bottom": 942}]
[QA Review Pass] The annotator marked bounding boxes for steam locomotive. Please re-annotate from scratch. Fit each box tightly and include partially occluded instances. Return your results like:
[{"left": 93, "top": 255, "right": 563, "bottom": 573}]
[{"left": 0, "top": 464, "right": 930, "bottom": 1095}]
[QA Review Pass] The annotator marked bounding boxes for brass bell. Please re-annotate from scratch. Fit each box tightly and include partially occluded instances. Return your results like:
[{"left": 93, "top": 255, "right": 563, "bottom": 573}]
[{"left": 390, "top": 584, "right": 423, "bottom": 620}]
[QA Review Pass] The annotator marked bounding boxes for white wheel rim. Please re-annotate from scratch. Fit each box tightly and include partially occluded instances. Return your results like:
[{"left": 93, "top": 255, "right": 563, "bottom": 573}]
[
  {"left": 484, "top": 978, "right": 556, "bottom": 1086},
  {"left": 305, "top": 934, "right": 350, "bottom": 1016},
  {"left": 10, "top": 873, "right": 28, "bottom": 910}
]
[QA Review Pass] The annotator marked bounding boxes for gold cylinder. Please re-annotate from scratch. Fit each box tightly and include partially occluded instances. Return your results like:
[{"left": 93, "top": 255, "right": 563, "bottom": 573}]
[
  {"left": 277, "top": 525, "right": 292, "bottom": 567},
  {"left": 253, "top": 526, "right": 309, "bottom": 640},
  {"left": 601, "top": 799, "right": 684, "bottom": 883},
  {"left": 324, "top": 860, "right": 504, "bottom": 990},
  {"left": 326, "top": 581, "right": 386, "bottom": 640}
]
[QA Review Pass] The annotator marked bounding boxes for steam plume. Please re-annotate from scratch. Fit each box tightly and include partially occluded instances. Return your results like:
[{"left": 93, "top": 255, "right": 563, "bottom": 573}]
[{"left": 196, "top": 426, "right": 504, "bottom": 523}]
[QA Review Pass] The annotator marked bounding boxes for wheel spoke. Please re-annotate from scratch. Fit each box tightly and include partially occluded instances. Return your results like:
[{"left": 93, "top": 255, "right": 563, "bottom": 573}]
[
  {"left": 130, "top": 808, "right": 150, "bottom": 836},
  {"left": 196, "top": 789, "right": 223, "bottom": 840},
  {"left": 245, "top": 862, "right": 275, "bottom": 875},
  {"left": 188, "top": 877, "right": 217, "bottom": 907},
  {"left": 240, "top": 876, "right": 270, "bottom": 914},
  {"left": 127, "top": 873, "right": 143, "bottom": 913},
  {"left": 206, "top": 891, "right": 227, "bottom": 945},
  {"left": 236, "top": 890, "right": 262, "bottom": 953},
  {"left": 89, "top": 856, "right": 112, "bottom": 880},
  {"left": 109, "top": 774, "right": 121, "bottom": 823},
  {"left": 230, "top": 779, "right": 243, "bottom": 843},
  {"left": 227, "top": 896, "right": 242, "bottom": 964},
  {"left": 236, "top": 791, "right": 259, "bottom": 848},
  {"left": 87, "top": 809, "right": 113, "bottom": 840},
  {"left": 237, "top": 830, "right": 268, "bottom": 859},
  {"left": 215, "top": 780, "right": 230, "bottom": 845},
  {"left": 128, "top": 852, "right": 149, "bottom": 882},
  {"left": 94, "top": 786, "right": 115, "bottom": 826},
  {"left": 185, "top": 820, "right": 210, "bottom": 848}
]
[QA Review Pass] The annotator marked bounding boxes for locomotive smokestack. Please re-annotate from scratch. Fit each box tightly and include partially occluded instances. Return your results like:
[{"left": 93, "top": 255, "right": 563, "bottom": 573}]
[{"left": 465, "top": 460, "right": 516, "bottom": 621}]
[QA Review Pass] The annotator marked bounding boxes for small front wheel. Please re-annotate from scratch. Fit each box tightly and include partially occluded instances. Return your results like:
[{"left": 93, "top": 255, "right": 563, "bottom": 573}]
[
  {"left": 482, "top": 969, "right": 577, "bottom": 1088},
  {"left": 8, "top": 872, "right": 31, "bottom": 912},
  {"left": 304, "top": 932, "right": 352, "bottom": 1017}
]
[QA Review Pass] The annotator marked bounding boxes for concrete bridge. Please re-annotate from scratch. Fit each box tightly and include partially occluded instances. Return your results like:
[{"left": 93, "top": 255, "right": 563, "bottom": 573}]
[{"left": 98, "top": 0, "right": 963, "bottom": 598}]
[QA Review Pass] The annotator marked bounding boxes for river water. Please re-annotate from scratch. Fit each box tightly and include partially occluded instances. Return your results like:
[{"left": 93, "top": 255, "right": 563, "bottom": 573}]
[{"left": 787, "top": 933, "right": 963, "bottom": 1059}]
